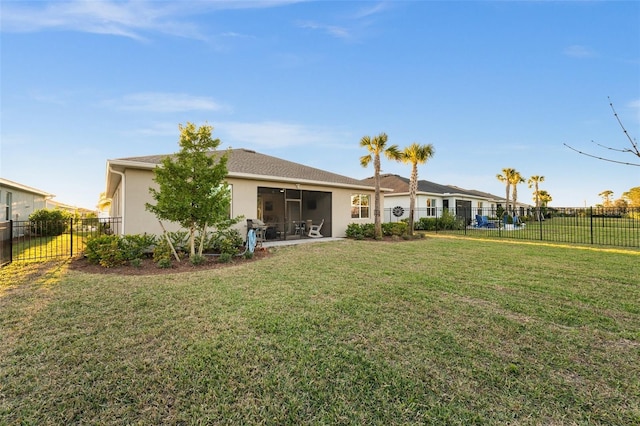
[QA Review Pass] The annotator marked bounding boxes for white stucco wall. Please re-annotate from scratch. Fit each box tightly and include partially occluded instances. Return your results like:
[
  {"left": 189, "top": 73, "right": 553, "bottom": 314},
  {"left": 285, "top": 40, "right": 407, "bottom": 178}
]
[
  {"left": 109, "top": 167, "right": 377, "bottom": 239},
  {"left": 0, "top": 186, "right": 49, "bottom": 221}
]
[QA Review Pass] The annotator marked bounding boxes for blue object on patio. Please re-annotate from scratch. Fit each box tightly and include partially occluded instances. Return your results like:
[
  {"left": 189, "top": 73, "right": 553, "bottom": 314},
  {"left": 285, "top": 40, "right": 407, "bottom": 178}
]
[{"left": 476, "top": 215, "right": 497, "bottom": 228}]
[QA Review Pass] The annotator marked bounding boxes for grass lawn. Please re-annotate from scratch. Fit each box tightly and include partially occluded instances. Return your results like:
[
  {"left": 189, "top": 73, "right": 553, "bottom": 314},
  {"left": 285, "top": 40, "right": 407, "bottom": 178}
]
[
  {"left": 1, "top": 237, "right": 639, "bottom": 424},
  {"left": 458, "top": 216, "right": 640, "bottom": 248}
]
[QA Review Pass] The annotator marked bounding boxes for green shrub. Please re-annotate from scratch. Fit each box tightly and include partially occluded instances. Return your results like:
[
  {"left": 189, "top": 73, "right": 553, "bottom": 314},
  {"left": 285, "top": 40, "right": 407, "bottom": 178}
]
[
  {"left": 85, "top": 235, "right": 125, "bottom": 268},
  {"left": 85, "top": 235, "right": 122, "bottom": 266},
  {"left": 157, "top": 258, "right": 172, "bottom": 269},
  {"left": 243, "top": 250, "right": 254, "bottom": 260},
  {"left": 346, "top": 223, "right": 375, "bottom": 239},
  {"left": 28, "top": 209, "right": 71, "bottom": 236},
  {"left": 345, "top": 223, "right": 364, "bottom": 239},
  {"left": 86, "top": 233, "right": 157, "bottom": 268},
  {"left": 153, "top": 238, "right": 172, "bottom": 268},
  {"left": 210, "top": 228, "right": 243, "bottom": 256},
  {"left": 218, "top": 252, "right": 234, "bottom": 264},
  {"left": 190, "top": 254, "right": 205, "bottom": 266},
  {"left": 414, "top": 211, "right": 465, "bottom": 231},
  {"left": 382, "top": 222, "right": 407, "bottom": 236},
  {"left": 120, "top": 234, "right": 156, "bottom": 261}
]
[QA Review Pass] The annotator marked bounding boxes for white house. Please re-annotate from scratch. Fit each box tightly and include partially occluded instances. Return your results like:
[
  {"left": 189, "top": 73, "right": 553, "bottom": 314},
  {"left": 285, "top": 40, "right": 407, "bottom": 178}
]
[
  {"left": 0, "top": 178, "right": 56, "bottom": 222},
  {"left": 104, "top": 148, "right": 386, "bottom": 240},
  {"left": 362, "top": 174, "right": 529, "bottom": 224}
]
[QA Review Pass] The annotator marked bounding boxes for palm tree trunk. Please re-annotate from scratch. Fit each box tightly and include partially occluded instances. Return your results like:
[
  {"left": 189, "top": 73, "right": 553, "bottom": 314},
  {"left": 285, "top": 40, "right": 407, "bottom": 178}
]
[
  {"left": 374, "top": 154, "right": 382, "bottom": 239},
  {"left": 535, "top": 183, "right": 541, "bottom": 221},
  {"left": 504, "top": 183, "right": 511, "bottom": 222},
  {"left": 408, "top": 163, "right": 418, "bottom": 235}
]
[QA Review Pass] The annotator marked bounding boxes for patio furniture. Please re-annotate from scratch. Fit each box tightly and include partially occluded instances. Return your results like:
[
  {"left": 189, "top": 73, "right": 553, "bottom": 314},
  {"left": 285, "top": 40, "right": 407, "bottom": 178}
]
[
  {"left": 307, "top": 219, "right": 324, "bottom": 238},
  {"left": 475, "top": 215, "right": 497, "bottom": 228}
]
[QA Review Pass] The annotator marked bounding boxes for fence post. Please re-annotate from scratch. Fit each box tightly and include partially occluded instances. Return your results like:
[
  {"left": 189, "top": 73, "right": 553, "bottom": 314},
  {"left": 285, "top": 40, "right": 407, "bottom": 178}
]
[
  {"left": 539, "top": 212, "right": 543, "bottom": 241},
  {"left": 589, "top": 207, "right": 594, "bottom": 245},
  {"left": 70, "top": 218, "right": 74, "bottom": 257},
  {"left": 9, "top": 220, "right": 13, "bottom": 264}
]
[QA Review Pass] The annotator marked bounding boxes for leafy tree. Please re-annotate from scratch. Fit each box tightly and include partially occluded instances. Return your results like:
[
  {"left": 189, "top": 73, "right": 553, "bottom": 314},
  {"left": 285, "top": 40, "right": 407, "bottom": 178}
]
[
  {"left": 360, "top": 133, "right": 400, "bottom": 239},
  {"left": 28, "top": 208, "right": 71, "bottom": 236},
  {"left": 622, "top": 186, "right": 640, "bottom": 207},
  {"left": 146, "top": 122, "right": 235, "bottom": 257},
  {"left": 614, "top": 198, "right": 628, "bottom": 211},
  {"left": 398, "top": 142, "right": 435, "bottom": 235},
  {"left": 527, "top": 175, "right": 545, "bottom": 221},
  {"left": 598, "top": 190, "right": 614, "bottom": 207}
]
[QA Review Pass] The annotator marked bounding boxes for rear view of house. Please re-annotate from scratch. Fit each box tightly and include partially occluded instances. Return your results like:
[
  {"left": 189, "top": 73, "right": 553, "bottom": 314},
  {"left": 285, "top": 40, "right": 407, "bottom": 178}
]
[{"left": 105, "top": 148, "right": 383, "bottom": 239}]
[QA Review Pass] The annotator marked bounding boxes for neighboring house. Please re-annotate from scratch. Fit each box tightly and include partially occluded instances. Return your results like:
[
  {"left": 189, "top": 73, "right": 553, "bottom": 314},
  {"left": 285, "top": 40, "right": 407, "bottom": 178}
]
[
  {"left": 104, "top": 148, "right": 384, "bottom": 239},
  {"left": 362, "top": 174, "right": 529, "bottom": 224},
  {"left": 0, "top": 178, "right": 55, "bottom": 222}
]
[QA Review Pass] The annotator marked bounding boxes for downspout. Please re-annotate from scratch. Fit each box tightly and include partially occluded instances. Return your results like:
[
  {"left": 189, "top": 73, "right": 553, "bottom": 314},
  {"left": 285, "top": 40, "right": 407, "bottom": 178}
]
[{"left": 109, "top": 167, "right": 125, "bottom": 235}]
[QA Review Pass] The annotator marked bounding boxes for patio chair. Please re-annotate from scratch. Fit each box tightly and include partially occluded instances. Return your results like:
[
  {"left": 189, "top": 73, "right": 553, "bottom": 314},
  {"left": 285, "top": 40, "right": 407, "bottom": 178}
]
[
  {"left": 476, "top": 215, "right": 497, "bottom": 228},
  {"left": 307, "top": 219, "right": 324, "bottom": 238}
]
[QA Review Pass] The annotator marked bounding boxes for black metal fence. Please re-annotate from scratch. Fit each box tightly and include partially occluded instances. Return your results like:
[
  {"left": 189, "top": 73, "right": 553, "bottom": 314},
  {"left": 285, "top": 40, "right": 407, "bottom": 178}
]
[
  {"left": 0, "top": 217, "right": 122, "bottom": 266},
  {"left": 385, "top": 206, "right": 640, "bottom": 248}
]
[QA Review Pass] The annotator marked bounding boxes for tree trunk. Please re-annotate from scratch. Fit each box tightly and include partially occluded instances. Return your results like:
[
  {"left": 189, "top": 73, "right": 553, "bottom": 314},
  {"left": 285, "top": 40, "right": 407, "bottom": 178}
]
[
  {"left": 408, "top": 163, "right": 418, "bottom": 235},
  {"left": 197, "top": 225, "right": 206, "bottom": 257},
  {"left": 374, "top": 154, "right": 382, "bottom": 239},
  {"left": 504, "top": 183, "right": 511, "bottom": 222},
  {"left": 189, "top": 223, "right": 196, "bottom": 258}
]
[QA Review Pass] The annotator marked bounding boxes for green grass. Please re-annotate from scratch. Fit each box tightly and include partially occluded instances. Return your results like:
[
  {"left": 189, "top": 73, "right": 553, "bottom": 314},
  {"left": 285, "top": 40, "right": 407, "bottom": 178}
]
[
  {"left": 12, "top": 231, "right": 92, "bottom": 261},
  {"left": 1, "top": 237, "right": 639, "bottom": 424},
  {"left": 450, "top": 216, "right": 640, "bottom": 248}
]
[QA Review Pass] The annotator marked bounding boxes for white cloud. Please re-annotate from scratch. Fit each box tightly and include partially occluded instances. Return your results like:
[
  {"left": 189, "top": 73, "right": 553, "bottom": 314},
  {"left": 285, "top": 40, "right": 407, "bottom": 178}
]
[
  {"left": 107, "top": 92, "right": 227, "bottom": 113},
  {"left": 563, "top": 45, "right": 596, "bottom": 58},
  {"left": 353, "top": 2, "right": 391, "bottom": 19},
  {"left": 297, "top": 21, "right": 351, "bottom": 39},
  {"left": 0, "top": 0, "right": 300, "bottom": 40},
  {"left": 218, "top": 121, "right": 344, "bottom": 148}
]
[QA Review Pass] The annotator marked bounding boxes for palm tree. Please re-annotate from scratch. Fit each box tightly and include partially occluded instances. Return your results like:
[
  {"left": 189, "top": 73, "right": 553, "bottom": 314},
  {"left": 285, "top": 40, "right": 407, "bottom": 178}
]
[
  {"left": 510, "top": 170, "right": 526, "bottom": 220},
  {"left": 97, "top": 192, "right": 112, "bottom": 214},
  {"left": 360, "top": 133, "right": 400, "bottom": 239},
  {"left": 496, "top": 168, "right": 516, "bottom": 220},
  {"left": 527, "top": 175, "right": 545, "bottom": 221},
  {"left": 398, "top": 142, "right": 435, "bottom": 235},
  {"left": 598, "top": 190, "right": 614, "bottom": 207},
  {"left": 538, "top": 190, "right": 552, "bottom": 216}
]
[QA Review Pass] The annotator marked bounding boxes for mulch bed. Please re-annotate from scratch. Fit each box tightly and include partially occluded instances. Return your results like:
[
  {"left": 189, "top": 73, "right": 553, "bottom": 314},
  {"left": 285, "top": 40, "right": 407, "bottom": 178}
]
[{"left": 68, "top": 247, "right": 271, "bottom": 276}]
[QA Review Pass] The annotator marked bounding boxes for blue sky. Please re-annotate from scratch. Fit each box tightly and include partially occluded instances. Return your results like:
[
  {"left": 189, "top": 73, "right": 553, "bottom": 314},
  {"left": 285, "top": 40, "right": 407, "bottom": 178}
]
[{"left": 1, "top": 0, "right": 639, "bottom": 210}]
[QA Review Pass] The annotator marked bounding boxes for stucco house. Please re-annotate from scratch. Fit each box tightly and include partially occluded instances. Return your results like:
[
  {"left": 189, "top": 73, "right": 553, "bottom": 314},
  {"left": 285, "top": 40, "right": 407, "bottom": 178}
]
[
  {"left": 104, "top": 148, "right": 383, "bottom": 239},
  {"left": 0, "top": 178, "right": 56, "bottom": 222},
  {"left": 362, "top": 174, "right": 529, "bottom": 224}
]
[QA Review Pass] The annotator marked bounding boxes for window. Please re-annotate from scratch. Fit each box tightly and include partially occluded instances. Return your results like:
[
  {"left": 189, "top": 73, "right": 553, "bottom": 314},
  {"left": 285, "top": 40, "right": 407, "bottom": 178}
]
[
  {"left": 426, "top": 198, "right": 436, "bottom": 216},
  {"left": 477, "top": 201, "right": 484, "bottom": 216},
  {"left": 351, "top": 194, "right": 370, "bottom": 219},
  {"left": 5, "top": 192, "right": 12, "bottom": 221}
]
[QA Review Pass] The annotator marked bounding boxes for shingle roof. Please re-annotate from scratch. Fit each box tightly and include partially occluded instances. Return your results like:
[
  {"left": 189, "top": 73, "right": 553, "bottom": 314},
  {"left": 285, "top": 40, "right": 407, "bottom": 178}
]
[
  {"left": 115, "top": 148, "right": 369, "bottom": 187},
  {"left": 361, "top": 174, "right": 503, "bottom": 199},
  {"left": 361, "top": 174, "right": 461, "bottom": 195}
]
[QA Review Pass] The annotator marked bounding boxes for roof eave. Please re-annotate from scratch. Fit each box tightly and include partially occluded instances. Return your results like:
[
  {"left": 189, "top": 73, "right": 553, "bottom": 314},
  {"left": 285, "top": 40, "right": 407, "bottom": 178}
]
[{"left": 104, "top": 160, "right": 388, "bottom": 193}]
